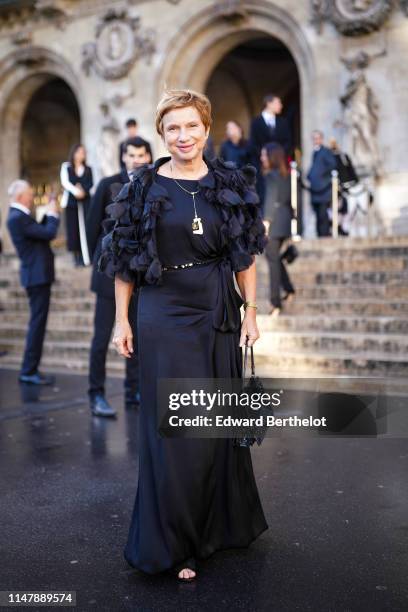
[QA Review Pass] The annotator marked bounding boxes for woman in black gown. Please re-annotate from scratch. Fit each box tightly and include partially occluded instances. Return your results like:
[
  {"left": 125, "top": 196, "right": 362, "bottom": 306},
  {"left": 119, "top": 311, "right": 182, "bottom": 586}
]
[{"left": 99, "top": 89, "right": 268, "bottom": 581}]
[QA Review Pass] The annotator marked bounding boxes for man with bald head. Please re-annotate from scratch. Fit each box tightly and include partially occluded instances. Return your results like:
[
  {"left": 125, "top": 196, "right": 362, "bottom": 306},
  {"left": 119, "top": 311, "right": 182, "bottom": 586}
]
[{"left": 6, "top": 180, "right": 60, "bottom": 384}]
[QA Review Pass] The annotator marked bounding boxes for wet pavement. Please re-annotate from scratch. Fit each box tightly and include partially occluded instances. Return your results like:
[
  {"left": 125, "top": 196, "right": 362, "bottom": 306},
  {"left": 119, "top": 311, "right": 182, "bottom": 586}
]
[{"left": 0, "top": 367, "right": 408, "bottom": 612}]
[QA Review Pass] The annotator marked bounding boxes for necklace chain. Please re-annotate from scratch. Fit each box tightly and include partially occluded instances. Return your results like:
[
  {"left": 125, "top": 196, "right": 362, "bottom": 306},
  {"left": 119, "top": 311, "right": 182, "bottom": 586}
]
[{"left": 170, "top": 161, "right": 206, "bottom": 218}]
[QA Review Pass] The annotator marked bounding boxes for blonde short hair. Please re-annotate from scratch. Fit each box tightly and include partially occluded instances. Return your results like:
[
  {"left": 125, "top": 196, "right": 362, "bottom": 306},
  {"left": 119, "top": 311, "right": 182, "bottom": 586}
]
[{"left": 155, "top": 88, "right": 212, "bottom": 137}]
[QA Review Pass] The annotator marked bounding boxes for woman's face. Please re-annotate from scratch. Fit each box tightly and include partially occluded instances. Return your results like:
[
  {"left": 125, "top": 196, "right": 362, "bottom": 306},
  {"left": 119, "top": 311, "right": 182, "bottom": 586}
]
[
  {"left": 74, "top": 146, "right": 86, "bottom": 165},
  {"left": 260, "top": 147, "right": 269, "bottom": 171},
  {"left": 161, "top": 105, "right": 209, "bottom": 163},
  {"left": 226, "top": 121, "right": 242, "bottom": 141}
]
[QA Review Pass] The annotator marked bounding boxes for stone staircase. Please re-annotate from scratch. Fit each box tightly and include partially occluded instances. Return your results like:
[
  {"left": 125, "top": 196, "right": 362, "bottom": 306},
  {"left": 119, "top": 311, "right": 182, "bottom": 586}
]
[
  {"left": 255, "top": 236, "right": 408, "bottom": 380},
  {"left": 0, "top": 236, "right": 407, "bottom": 382}
]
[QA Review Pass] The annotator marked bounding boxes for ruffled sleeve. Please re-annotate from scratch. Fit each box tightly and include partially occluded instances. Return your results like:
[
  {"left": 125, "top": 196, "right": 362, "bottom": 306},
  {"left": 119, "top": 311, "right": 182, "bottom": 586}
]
[
  {"left": 211, "top": 160, "right": 267, "bottom": 272},
  {"left": 97, "top": 176, "right": 145, "bottom": 285}
]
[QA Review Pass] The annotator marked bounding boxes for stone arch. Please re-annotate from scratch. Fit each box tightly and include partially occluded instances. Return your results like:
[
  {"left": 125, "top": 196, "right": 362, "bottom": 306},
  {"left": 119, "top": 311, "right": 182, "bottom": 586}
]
[
  {"left": 0, "top": 47, "right": 82, "bottom": 251},
  {"left": 155, "top": 1, "right": 316, "bottom": 157}
]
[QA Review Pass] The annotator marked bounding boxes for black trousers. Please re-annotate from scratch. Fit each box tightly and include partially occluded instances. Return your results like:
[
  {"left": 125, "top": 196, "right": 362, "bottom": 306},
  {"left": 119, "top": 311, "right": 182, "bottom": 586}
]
[
  {"left": 88, "top": 293, "right": 139, "bottom": 398},
  {"left": 265, "top": 238, "right": 294, "bottom": 308},
  {"left": 311, "top": 200, "right": 331, "bottom": 237},
  {"left": 21, "top": 283, "right": 51, "bottom": 375}
]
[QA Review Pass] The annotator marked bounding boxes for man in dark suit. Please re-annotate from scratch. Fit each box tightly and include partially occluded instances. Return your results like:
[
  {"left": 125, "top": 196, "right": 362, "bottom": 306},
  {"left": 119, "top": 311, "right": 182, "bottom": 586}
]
[
  {"left": 307, "top": 130, "right": 337, "bottom": 237},
  {"left": 118, "top": 118, "right": 153, "bottom": 171},
  {"left": 249, "top": 93, "right": 292, "bottom": 207},
  {"left": 6, "top": 180, "right": 60, "bottom": 384},
  {"left": 86, "top": 137, "right": 152, "bottom": 417},
  {"left": 249, "top": 94, "right": 292, "bottom": 158}
]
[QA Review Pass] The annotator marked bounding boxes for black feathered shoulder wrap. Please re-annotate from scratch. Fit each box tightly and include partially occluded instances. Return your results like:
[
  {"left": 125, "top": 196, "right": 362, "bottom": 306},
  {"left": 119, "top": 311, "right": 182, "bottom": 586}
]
[{"left": 97, "top": 154, "right": 267, "bottom": 287}]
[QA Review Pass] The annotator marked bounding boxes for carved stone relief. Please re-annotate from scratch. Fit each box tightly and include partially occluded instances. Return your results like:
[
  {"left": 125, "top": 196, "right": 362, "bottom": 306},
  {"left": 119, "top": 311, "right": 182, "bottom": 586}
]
[
  {"left": 81, "top": 9, "right": 156, "bottom": 80},
  {"left": 312, "top": 0, "right": 394, "bottom": 35}
]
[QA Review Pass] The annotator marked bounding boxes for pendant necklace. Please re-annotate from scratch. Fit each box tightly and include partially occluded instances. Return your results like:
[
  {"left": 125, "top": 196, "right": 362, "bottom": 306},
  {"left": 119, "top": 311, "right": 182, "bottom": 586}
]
[{"left": 170, "top": 161, "right": 204, "bottom": 235}]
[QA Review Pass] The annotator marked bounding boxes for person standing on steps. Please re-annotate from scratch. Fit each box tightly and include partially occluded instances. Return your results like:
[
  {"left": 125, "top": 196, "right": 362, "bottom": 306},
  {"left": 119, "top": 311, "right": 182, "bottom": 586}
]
[
  {"left": 307, "top": 130, "right": 337, "bottom": 237},
  {"left": 60, "top": 144, "right": 93, "bottom": 266},
  {"left": 6, "top": 180, "right": 59, "bottom": 385},
  {"left": 86, "top": 137, "right": 152, "bottom": 418},
  {"left": 99, "top": 89, "right": 268, "bottom": 582},
  {"left": 219, "top": 120, "right": 252, "bottom": 168},
  {"left": 118, "top": 118, "right": 153, "bottom": 172},
  {"left": 249, "top": 93, "right": 292, "bottom": 208},
  {"left": 261, "top": 142, "right": 295, "bottom": 317}
]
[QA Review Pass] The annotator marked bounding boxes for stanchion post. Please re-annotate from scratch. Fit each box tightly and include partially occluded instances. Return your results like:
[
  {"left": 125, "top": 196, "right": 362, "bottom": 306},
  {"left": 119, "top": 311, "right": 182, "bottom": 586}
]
[
  {"left": 331, "top": 169, "right": 339, "bottom": 238},
  {"left": 290, "top": 161, "right": 299, "bottom": 238}
]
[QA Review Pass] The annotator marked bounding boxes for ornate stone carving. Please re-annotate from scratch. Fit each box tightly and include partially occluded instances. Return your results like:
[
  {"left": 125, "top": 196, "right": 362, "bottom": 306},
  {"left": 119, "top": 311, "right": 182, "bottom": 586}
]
[
  {"left": 34, "top": 0, "right": 71, "bottom": 29},
  {"left": 15, "top": 47, "right": 47, "bottom": 69},
  {"left": 312, "top": 0, "right": 394, "bottom": 35},
  {"left": 338, "top": 49, "right": 386, "bottom": 176},
  {"left": 12, "top": 31, "right": 33, "bottom": 46},
  {"left": 214, "top": 0, "right": 248, "bottom": 22},
  {"left": 81, "top": 9, "right": 156, "bottom": 80}
]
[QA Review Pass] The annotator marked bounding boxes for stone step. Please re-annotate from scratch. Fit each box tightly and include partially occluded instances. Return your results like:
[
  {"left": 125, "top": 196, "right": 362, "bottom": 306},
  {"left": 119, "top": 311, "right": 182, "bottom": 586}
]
[
  {"left": 1, "top": 344, "right": 406, "bottom": 378},
  {"left": 258, "top": 315, "right": 408, "bottom": 335},
  {"left": 0, "top": 352, "right": 124, "bottom": 376},
  {"left": 2, "top": 263, "right": 407, "bottom": 294},
  {"left": 285, "top": 299, "right": 408, "bottom": 317},
  {"left": 1, "top": 286, "right": 405, "bottom": 313},
  {"left": 255, "top": 330, "right": 408, "bottom": 356},
  {"left": 0, "top": 297, "right": 96, "bottom": 312},
  {"left": 1, "top": 329, "right": 407, "bottom": 362},
  {"left": 254, "top": 351, "right": 408, "bottom": 377},
  {"left": 3, "top": 312, "right": 408, "bottom": 335},
  {"left": 290, "top": 257, "right": 408, "bottom": 271},
  {"left": 0, "top": 338, "right": 122, "bottom": 363}
]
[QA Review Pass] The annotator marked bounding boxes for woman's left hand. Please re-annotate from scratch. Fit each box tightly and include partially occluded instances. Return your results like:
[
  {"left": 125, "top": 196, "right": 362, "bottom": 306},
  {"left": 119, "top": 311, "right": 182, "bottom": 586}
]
[{"left": 239, "top": 309, "right": 260, "bottom": 347}]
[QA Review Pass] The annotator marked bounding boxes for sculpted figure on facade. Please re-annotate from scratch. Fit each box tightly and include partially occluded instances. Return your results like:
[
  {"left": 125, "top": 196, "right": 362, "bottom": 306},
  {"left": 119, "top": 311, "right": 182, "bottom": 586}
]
[{"left": 339, "top": 50, "right": 385, "bottom": 176}]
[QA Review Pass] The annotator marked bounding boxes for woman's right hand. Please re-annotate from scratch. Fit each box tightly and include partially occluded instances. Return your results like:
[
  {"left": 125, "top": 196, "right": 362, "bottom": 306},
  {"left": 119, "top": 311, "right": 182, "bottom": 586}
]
[
  {"left": 75, "top": 184, "right": 86, "bottom": 199},
  {"left": 112, "top": 319, "right": 133, "bottom": 358}
]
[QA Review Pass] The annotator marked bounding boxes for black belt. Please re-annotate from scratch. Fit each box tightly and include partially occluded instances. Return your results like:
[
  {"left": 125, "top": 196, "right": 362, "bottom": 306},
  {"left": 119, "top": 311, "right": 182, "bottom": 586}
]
[{"left": 162, "top": 257, "right": 222, "bottom": 271}]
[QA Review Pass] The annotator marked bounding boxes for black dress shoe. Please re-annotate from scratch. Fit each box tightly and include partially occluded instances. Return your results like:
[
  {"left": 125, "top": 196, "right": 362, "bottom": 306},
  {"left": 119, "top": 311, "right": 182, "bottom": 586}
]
[
  {"left": 19, "top": 372, "right": 55, "bottom": 385},
  {"left": 125, "top": 390, "right": 141, "bottom": 409},
  {"left": 90, "top": 394, "right": 117, "bottom": 418}
]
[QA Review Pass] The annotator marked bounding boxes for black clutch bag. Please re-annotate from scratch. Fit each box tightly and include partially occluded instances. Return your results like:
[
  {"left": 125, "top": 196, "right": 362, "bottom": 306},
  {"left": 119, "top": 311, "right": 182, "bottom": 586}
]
[
  {"left": 233, "top": 343, "right": 271, "bottom": 448},
  {"left": 280, "top": 243, "right": 299, "bottom": 264}
]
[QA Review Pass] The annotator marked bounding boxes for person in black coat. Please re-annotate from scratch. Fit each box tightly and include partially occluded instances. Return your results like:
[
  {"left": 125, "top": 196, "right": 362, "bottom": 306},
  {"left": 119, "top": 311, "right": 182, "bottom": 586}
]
[
  {"left": 249, "top": 94, "right": 292, "bottom": 158},
  {"left": 60, "top": 144, "right": 93, "bottom": 266},
  {"left": 249, "top": 94, "right": 292, "bottom": 208},
  {"left": 307, "top": 130, "right": 337, "bottom": 237},
  {"left": 6, "top": 180, "right": 60, "bottom": 384},
  {"left": 261, "top": 143, "right": 295, "bottom": 315},
  {"left": 118, "top": 118, "right": 153, "bottom": 171},
  {"left": 85, "top": 137, "right": 152, "bottom": 417},
  {"left": 219, "top": 120, "right": 251, "bottom": 168}
]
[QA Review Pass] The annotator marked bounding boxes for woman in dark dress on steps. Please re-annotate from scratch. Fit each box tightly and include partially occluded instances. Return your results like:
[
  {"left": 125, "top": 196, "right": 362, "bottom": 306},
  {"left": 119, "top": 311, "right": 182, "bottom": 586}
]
[
  {"left": 261, "top": 142, "right": 295, "bottom": 317},
  {"left": 60, "top": 144, "right": 93, "bottom": 267},
  {"left": 99, "top": 89, "right": 268, "bottom": 581}
]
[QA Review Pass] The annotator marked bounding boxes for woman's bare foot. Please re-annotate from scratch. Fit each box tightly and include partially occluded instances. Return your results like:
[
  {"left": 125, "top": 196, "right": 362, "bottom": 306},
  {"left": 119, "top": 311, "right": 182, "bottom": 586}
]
[
  {"left": 174, "top": 557, "right": 197, "bottom": 581},
  {"left": 269, "top": 306, "right": 281, "bottom": 318},
  {"left": 178, "top": 567, "right": 196, "bottom": 580}
]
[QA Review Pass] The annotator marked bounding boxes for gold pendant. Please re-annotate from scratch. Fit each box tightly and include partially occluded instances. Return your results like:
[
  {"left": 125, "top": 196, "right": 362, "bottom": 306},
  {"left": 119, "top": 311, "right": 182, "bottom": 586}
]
[{"left": 192, "top": 216, "right": 203, "bottom": 235}]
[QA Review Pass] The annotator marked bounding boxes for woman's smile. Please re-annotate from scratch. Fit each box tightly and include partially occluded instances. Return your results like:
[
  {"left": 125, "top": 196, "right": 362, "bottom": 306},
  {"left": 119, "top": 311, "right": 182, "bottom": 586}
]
[{"left": 177, "top": 143, "right": 195, "bottom": 152}]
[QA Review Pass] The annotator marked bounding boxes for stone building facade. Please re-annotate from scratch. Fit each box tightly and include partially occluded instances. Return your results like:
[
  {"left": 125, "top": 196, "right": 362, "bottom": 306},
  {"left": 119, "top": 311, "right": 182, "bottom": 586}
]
[{"left": 1, "top": 0, "right": 408, "bottom": 251}]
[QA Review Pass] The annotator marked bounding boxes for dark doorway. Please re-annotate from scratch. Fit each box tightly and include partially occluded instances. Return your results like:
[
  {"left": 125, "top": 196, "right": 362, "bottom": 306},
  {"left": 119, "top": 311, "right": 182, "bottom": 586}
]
[
  {"left": 205, "top": 36, "right": 300, "bottom": 154},
  {"left": 20, "top": 77, "right": 80, "bottom": 188}
]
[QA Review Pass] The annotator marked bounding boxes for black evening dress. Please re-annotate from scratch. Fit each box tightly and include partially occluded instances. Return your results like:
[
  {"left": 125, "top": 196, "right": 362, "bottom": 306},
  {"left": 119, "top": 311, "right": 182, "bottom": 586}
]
[{"left": 123, "top": 172, "right": 268, "bottom": 574}]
